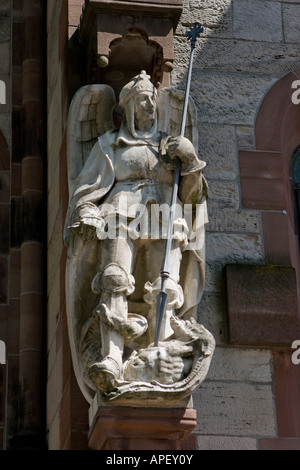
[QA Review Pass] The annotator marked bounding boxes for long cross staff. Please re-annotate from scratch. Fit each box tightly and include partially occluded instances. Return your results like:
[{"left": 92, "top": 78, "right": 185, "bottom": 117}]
[{"left": 154, "top": 22, "right": 204, "bottom": 347}]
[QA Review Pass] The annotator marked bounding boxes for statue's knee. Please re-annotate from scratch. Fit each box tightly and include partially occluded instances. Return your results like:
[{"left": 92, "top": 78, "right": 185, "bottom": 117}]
[{"left": 92, "top": 263, "right": 135, "bottom": 295}]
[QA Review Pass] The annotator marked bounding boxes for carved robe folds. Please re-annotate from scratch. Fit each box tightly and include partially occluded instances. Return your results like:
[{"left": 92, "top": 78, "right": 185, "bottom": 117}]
[{"left": 64, "top": 72, "right": 215, "bottom": 406}]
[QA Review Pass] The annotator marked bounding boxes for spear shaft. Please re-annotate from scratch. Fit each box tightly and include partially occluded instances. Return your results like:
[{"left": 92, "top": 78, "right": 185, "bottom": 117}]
[{"left": 154, "top": 22, "right": 204, "bottom": 347}]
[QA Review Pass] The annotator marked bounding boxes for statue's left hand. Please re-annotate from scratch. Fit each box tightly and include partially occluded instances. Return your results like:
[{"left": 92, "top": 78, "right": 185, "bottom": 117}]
[
  {"left": 167, "top": 135, "right": 195, "bottom": 159},
  {"left": 167, "top": 136, "right": 200, "bottom": 173}
]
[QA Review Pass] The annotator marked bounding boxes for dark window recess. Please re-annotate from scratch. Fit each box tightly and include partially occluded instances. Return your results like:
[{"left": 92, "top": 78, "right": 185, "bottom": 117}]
[{"left": 292, "top": 145, "right": 300, "bottom": 253}]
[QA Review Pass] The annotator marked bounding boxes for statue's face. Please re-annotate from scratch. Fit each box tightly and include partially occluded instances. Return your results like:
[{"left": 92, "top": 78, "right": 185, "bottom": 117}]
[{"left": 133, "top": 91, "right": 157, "bottom": 131}]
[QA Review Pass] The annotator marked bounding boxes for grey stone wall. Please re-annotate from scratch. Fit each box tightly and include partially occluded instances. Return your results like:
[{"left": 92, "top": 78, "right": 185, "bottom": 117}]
[{"left": 172, "top": 0, "right": 300, "bottom": 449}]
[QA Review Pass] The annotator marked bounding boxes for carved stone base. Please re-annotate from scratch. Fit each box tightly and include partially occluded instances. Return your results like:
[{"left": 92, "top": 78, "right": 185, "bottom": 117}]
[{"left": 88, "top": 405, "right": 197, "bottom": 450}]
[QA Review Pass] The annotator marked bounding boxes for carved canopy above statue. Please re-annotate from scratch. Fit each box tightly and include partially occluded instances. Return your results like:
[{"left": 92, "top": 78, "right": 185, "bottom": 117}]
[{"left": 78, "top": 0, "right": 183, "bottom": 90}]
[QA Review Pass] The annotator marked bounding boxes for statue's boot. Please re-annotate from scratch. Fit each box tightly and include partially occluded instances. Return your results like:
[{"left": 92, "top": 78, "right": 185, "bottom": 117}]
[
  {"left": 89, "top": 356, "right": 121, "bottom": 393},
  {"left": 89, "top": 301, "right": 148, "bottom": 392}
]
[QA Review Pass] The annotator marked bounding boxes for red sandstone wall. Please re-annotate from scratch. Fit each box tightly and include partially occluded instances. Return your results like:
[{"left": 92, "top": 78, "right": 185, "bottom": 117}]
[
  {"left": 46, "top": 0, "right": 89, "bottom": 450},
  {"left": 0, "top": 0, "right": 21, "bottom": 450}
]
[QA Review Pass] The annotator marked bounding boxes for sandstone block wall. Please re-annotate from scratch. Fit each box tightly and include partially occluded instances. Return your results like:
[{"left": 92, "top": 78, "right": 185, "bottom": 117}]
[
  {"left": 47, "top": 0, "right": 89, "bottom": 450},
  {"left": 0, "top": 0, "right": 13, "bottom": 450},
  {"left": 171, "top": 0, "right": 300, "bottom": 449}
]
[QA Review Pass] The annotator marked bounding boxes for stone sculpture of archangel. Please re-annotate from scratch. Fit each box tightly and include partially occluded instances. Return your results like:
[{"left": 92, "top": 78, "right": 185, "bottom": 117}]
[{"left": 64, "top": 71, "right": 215, "bottom": 405}]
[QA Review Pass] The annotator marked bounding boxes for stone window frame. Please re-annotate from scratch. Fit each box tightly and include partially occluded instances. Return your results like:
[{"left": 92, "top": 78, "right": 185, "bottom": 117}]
[{"left": 240, "top": 69, "right": 300, "bottom": 273}]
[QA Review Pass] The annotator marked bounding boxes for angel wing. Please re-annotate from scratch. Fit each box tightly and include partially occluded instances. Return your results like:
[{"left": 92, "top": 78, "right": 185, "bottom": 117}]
[
  {"left": 157, "top": 87, "right": 198, "bottom": 150},
  {"left": 67, "top": 84, "right": 117, "bottom": 195}
]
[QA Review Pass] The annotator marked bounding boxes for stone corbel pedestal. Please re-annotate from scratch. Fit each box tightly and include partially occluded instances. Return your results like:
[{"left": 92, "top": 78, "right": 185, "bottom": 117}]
[{"left": 88, "top": 395, "right": 197, "bottom": 450}]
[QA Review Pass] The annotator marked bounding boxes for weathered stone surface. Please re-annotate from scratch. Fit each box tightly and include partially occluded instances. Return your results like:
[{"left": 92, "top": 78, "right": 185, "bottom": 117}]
[
  {"left": 207, "top": 181, "right": 241, "bottom": 210},
  {"left": 193, "top": 381, "right": 276, "bottom": 436},
  {"left": 178, "top": 0, "right": 232, "bottom": 38},
  {"left": 233, "top": 0, "right": 282, "bottom": 42},
  {"left": 197, "top": 435, "right": 257, "bottom": 450},
  {"left": 205, "top": 262, "right": 227, "bottom": 293},
  {"left": 207, "top": 347, "right": 272, "bottom": 383},
  {"left": 171, "top": 69, "right": 279, "bottom": 125},
  {"left": 175, "top": 37, "right": 300, "bottom": 75},
  {"left": 207, "top": 207, "right": 260, "bottom": 233},
  {"left": 283, "top": 4, "right": 300, "bottom": 44},
  {"left": 198, "top": 125, "right": 238, "bottom": 180},
  {"left": 206, "top": 233, "right": 264, "bottom": 264},
  {"left": 198, "top": 293, "right": 227, "bottom": 346}
]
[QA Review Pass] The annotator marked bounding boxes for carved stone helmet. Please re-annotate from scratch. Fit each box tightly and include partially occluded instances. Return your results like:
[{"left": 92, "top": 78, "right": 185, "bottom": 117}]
[
  {"left": 119, "top": 70, "right": 157, "bottom": 110},
  {"left": 118, "top": 70, "right": 158, "bottom": 138}
]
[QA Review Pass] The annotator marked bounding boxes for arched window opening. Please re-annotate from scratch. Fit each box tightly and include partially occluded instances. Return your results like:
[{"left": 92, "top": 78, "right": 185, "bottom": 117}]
[{"left": 292, "top": 145, "right": 300, "bottom": 253}]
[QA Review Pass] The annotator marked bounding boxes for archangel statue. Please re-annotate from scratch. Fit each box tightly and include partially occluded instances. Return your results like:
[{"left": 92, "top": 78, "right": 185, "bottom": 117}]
[{"left": 64, "top": 71, "right": 215, "bottom": 405}]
